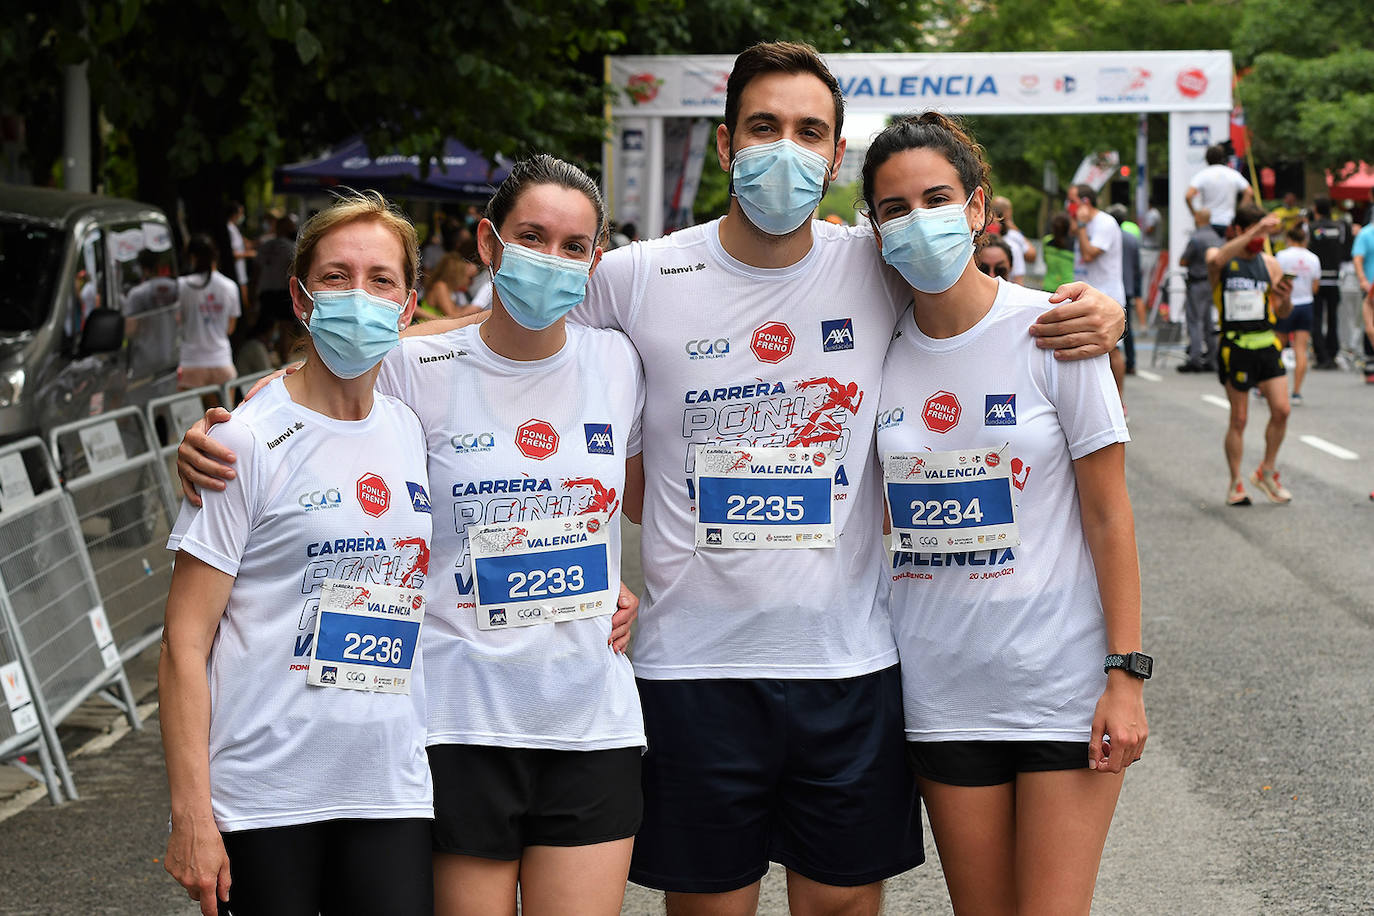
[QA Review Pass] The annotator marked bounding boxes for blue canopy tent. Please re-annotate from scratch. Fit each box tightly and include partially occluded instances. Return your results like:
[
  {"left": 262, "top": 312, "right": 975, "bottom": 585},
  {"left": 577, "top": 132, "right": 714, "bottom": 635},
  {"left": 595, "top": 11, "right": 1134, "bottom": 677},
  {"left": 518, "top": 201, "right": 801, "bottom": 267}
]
[{"left": 274, "top": 136, "right": 511, "bottom": 201}]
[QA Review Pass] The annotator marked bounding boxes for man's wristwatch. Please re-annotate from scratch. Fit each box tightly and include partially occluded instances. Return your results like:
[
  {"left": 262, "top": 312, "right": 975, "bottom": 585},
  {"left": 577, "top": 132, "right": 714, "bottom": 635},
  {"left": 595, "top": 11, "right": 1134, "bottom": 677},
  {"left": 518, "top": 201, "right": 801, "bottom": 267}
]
[{"left": 1104, "top": 652, "right": 1153, "bottom": 679}]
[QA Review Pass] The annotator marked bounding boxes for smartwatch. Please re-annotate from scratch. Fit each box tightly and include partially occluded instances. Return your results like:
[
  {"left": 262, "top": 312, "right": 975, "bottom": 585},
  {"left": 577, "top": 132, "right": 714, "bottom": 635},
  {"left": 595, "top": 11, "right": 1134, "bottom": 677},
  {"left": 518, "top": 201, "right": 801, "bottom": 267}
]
[{"left": 1104, "top": 652, "right": 1153, "bottom": 679}]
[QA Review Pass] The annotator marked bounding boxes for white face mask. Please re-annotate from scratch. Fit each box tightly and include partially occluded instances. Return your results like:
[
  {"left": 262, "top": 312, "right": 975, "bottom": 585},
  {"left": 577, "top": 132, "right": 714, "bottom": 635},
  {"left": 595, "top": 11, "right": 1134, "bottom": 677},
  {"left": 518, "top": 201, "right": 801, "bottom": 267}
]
[{"left": 878, "top": 191, "right": 977, "bottom": 294}]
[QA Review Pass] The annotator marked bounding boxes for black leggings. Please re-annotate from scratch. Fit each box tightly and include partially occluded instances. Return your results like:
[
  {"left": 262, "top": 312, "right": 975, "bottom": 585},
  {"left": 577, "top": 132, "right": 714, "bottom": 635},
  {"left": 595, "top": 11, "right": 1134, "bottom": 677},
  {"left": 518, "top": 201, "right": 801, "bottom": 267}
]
[{"left": 219, "top": 818, "right": 432, "bottom": 915}]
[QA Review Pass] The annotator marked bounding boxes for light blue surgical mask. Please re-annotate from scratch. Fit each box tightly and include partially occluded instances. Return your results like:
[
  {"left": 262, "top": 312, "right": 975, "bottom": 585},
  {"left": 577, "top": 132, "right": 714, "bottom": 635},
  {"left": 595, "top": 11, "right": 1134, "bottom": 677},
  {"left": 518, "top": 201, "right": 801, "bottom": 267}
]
[
  {"left": 878, "top": 192, "right": 978, "bottom": 294},
  {"left": 298, "top": 279, "right": 404, "bottom": 379},
  {"left": 731, "top": 139, "right": 831, "bottom": 236},
  {"left": 490, "top": 231, "right": 592, "bottom": 331}
]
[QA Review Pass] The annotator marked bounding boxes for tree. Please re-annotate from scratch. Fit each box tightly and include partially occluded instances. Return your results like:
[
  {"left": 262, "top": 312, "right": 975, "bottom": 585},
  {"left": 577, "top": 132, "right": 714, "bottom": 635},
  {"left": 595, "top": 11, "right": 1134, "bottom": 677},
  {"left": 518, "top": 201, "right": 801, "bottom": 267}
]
[{"left": 1234, "top": 0, "right": 1374, "bottom": 174}]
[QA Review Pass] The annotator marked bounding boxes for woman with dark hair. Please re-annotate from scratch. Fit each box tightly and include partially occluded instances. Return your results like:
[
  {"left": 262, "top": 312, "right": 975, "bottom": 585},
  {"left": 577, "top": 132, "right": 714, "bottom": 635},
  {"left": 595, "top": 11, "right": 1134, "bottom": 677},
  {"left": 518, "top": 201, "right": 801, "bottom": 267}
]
[
  {"left": 1042, "top": 211, "right": 1077, "bottom": 292},
  {"left": 176, "top": 234, "right": 240, "bottom": 389},
  {"left": 863, "top": 112, "right": 1147, "bottom": 915}
]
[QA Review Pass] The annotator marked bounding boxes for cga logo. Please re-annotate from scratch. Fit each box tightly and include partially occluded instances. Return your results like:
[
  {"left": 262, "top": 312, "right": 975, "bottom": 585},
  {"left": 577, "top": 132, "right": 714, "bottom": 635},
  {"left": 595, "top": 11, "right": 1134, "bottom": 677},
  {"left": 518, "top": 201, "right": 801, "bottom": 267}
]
[
  {"left": 732, "top": 531, "right": 757, "bottom": 542},
  {"left": 877, "top": 407, "right": 905, "bottom": 430},
  {"left": 821, "top": 318, "right": 854, "bottom": 352},
  {"left": 298, "top": 488, "right": 342, "bottom": 511},
  {"left": 451, "top": 432, "right": 496, "bottom": 453},
  {"left": 686, "top": 338, "right": 730, "bottom": 359}
]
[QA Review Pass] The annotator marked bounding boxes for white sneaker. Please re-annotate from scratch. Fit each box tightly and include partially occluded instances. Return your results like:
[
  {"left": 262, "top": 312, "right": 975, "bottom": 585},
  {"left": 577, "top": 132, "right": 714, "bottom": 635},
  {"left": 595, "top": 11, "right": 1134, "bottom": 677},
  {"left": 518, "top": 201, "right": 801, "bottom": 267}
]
[
  {"left": 1226, "top": 479, "right": 1252, "bottom": 507},
  {"left": 1251, "top": 467, "right": 1292, "bottom": 504}
]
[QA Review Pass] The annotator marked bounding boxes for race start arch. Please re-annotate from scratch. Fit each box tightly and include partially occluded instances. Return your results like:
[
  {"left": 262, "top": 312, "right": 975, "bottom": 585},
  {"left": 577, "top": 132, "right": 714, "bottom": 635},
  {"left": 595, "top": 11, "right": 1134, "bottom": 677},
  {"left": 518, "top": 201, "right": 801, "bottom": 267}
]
[{"left": 605, "top": 50, "right": 1232, "bottom": 270}]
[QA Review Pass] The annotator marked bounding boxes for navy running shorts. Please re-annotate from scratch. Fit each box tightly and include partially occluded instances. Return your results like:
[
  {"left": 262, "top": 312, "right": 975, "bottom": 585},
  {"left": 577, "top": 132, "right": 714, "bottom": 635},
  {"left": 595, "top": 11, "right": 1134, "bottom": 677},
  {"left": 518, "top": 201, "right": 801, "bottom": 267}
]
[
  {"left": 630, "top": 665, "right": 923, "bottom": 893},
  {"left": 907, "top": 740, "right": 1090, "bottom": 787},
  {"left": 428, "top": 744, "right": 642, "bottom": 860},
  {"left": 1275, "top": 303, "right": 1313, "bottom": 334}
]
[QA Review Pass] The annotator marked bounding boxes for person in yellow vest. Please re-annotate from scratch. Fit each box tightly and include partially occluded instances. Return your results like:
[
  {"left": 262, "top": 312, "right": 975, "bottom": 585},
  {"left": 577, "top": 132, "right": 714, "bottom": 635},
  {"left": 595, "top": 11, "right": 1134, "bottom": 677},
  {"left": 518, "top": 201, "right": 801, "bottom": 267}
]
[{"left": 1206, "top": 204, "right": 1296, "bottom": 506}]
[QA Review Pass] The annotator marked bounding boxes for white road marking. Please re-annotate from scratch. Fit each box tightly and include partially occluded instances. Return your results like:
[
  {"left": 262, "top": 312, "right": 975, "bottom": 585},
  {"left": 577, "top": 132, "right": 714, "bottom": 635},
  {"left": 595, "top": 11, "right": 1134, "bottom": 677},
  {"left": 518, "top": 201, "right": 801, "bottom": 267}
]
[
  {"left": 1135, "top": 369, "right": 1162, "bottom": 382},
  {"left": 1202, "top": 394, "right": 1231, "bottom": 410},
  {"left": 1300, "top": 434, "right": 1358, "bottom": 461}
]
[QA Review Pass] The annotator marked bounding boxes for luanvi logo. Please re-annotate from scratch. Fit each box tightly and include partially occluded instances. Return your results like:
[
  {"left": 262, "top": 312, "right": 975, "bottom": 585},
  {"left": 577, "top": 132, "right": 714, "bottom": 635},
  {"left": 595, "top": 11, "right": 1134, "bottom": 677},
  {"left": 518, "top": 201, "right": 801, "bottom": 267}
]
[
  {"left": 267, "top": 421, "right": 305, "bottom": 449},
  {"left": 419, "top": 350, "right": 466, "bottom": 364},
  {"left": 659, "top": 263, "right": 707, "bottom": 276}
]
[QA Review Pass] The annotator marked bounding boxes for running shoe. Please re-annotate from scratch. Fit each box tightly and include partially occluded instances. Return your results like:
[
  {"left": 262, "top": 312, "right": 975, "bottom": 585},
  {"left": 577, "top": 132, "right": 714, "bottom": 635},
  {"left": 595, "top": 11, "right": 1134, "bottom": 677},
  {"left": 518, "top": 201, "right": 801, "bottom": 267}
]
[
  {"left": 1251, "top": 467, "right": 1292, "bottom": 504},
  {"left": 1291, "top": 392, "right": 1304, "bottom": 405},
  {"left": 1226, "top": 479, "right": 1252, "bottom": 506}
]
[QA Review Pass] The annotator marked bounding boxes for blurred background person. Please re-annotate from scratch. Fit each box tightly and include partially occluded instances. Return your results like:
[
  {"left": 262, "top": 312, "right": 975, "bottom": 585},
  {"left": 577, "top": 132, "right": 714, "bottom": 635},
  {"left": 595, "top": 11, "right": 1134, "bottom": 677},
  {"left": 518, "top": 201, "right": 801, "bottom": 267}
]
[
  {"left": 176, "top": 234, "right": 240, "bottom": 390},
  {"left": 1274, "top": 224, "right": 1321, "bottom": 403},
  {"left": 1041, "top": 211, "right": 1076, "bottom": 292},
  {"left": 1177, "top": 208, "right": 1222, "bottom": 373},
  {"left": 254, "top": 214, "right": 299, "bottom": 363}
]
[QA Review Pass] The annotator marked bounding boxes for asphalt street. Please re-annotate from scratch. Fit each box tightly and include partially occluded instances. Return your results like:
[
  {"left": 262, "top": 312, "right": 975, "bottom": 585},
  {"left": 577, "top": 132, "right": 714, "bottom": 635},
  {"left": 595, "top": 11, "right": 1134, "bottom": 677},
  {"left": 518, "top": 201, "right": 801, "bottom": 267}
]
[{"left": 2, "top": 342, "right": 1372, "bottom": 914}]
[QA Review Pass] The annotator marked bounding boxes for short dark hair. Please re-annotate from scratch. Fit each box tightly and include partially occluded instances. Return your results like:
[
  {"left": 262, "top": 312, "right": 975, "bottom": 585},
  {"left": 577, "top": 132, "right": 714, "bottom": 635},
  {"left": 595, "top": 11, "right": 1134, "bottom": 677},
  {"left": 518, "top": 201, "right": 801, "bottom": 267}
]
[
  {"left": 1314, "top": 197, "right": 1333, "bottom": 217},
  {"left": 1286, "top": 224, "right": 1307, "bottom": 243},
  {"left": 484, "top": 154, "right": 606, "bottom": 245},
  {"left": 724, "top": 41, "right": 845, "bottom": 145},
  {"left": 861, "top": 112, "right": 991, "bottom": 229},
  {"left": 1074, "top": 184, "right": 1097, "bottom": 207},
  {"left": 1205, "top": 145, "right": 1227, "bottom": 166},
  {"left": 1233, "top": 203, "right": 1266, "bottom": 230}
]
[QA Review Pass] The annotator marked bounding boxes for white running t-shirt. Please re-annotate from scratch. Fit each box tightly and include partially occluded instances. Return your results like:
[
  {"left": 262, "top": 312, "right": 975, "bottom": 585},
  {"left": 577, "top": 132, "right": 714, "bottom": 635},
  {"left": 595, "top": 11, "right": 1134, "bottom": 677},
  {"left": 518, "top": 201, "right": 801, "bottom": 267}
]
[
  {"left": 1275, "top": 246, "right": 1321, "bottom": 306},
  {"left": 573, "top": 218, "right": 908, "bottom": 679},
  {"left": 1073, "top": 211, "right": 1125, "bottom": 306},
  {"left": 167, "top": 378, "right": 433, "bottom": 832},
  {"left": 177, "top": 272, "right": 240, "bottom": 369},
  {"left": 377, "top": 322, "right": 646, "bottom": 750},
  {"left": 1188, "top": 164, "right": 1251, "bottom": 227},
  {"left": 877, "top": 280, "right": 1130, "bottom": 741}
]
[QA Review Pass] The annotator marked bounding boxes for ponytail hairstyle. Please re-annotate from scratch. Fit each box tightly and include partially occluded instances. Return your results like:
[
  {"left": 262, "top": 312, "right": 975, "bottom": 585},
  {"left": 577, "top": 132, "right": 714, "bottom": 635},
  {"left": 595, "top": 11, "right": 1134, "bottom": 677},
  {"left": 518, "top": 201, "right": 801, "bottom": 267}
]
[
  {"left": 861, "top": 111, "right": 993, "bottom": 236},
  {"left": 185, "top": 234, "right": 217, "bottom": 289},
  {"left": 484, "top": 154, "right": 607, "bottom": 250}
]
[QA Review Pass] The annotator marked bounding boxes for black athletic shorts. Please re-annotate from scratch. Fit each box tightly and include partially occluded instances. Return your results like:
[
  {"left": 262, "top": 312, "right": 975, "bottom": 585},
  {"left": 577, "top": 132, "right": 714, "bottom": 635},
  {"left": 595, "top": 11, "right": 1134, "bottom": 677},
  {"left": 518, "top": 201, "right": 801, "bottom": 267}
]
[
  {"left": 1275, "top": 303, "right": 1313, "bottom": 334},
  {"left": 907, "top": 740, "right": 1090, "bottom": 787},
  {"left": 1218, "top": 337, "right": 1285, "bottom": 391},
  {"left": 428, "top": 743, "right": 642, "bottom": 860},
  {"left": 218, "top": 817, "right": 431, "bottom": 915},
  {"left": 630, "top": 665, "right": 923, "bottom": 893}
]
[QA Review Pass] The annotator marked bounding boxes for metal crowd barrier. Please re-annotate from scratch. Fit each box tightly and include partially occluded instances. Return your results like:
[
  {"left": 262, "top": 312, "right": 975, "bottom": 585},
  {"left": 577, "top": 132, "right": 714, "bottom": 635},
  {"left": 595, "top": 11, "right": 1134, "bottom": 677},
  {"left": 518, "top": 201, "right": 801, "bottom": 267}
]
[
  {"left": 146, "top": 386, "right": 221, "bottom": 505},
  {"left": 0, "top": 437, "right": 140, "bottom": 802},
  {"left": 222, "top": 370, "right": 276, "bottom": 410},
  {"left": 50, "top": 408, "right": 178, "bottom": 664}
]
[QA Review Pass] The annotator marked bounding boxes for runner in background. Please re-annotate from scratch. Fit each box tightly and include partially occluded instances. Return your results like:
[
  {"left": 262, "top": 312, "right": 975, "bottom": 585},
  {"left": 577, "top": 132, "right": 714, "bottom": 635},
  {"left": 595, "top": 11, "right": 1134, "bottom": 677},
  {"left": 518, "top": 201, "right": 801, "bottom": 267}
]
[
  {"left": 175, "top": 234, "right": 239, "bottom": 390},
  {"left": 160, "top": 191, "right": 433, "bottom": 915},
  {"left": 1274, "top": 225, "right": 1321, "bottom": 404},
  {"left": 866, "top": 110, "right": 1146, "bottom": 916}
]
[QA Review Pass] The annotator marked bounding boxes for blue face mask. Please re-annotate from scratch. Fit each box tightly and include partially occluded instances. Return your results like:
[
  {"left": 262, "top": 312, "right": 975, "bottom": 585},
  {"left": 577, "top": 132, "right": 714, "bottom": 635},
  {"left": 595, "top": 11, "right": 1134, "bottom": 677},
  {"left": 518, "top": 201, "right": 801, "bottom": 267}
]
[
  {"left": 731, "top": 139, "right": 831, "bottom": 236},
  {"left": 490, "top": 231, "right": 592, "bottom": 331},
  {"left": 298, "top": 279, "right": 405, "bottom": 379},
  {"left": 878, "top": 191, "right": 978, "bottom": 294}
]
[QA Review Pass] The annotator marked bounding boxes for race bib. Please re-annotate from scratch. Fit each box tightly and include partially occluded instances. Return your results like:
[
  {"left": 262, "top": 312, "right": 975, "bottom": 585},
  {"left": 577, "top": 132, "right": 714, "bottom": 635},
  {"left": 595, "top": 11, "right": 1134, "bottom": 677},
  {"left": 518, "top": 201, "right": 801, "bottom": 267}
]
[
  {"left": 307, "top": 580, "right": 425, "bottom": 694},
  {"left": 694, "top": 445, "right": 834, "bottom": 549},
  {"left": 884, "top": 449, "right": 1020, "bottom": 554},
  {"left": 1224, "top": 287, "right": 1266, "bottom": 322},
  {"left": 470, "top": 515, "right": 614, "bottom": 630}
]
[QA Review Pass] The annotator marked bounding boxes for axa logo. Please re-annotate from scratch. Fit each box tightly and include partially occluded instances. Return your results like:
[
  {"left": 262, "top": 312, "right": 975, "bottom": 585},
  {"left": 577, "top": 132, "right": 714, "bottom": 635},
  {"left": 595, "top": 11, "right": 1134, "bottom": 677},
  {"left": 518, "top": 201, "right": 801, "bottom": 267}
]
[
  {"left": 984, "top": 394, "right": 1016, "bottom": 426},
  {"left": 451, "top": 432, "right": 496, "bottom": 453},
  {"left": 821, "top": 318, "right": 854, "bottom": 352},
  {"left": 685, "top": 338, "right": 730, "bottom": 359},
  {"left": 407, "top": 482, "right": 432, "bottom": 514},
  {"left": 298, "top": 488, "right": 342, "bottom": 511},
  {"left": 584, "top": 423, "right": 614, "bottom": 455}
]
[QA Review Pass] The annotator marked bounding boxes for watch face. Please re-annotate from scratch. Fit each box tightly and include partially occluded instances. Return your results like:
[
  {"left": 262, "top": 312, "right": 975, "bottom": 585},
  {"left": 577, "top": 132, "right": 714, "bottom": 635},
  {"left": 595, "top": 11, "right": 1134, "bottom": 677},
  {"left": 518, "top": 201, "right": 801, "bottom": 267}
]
[{"left": 1129, "top": 654, "right": 1153, "bottom": 677}]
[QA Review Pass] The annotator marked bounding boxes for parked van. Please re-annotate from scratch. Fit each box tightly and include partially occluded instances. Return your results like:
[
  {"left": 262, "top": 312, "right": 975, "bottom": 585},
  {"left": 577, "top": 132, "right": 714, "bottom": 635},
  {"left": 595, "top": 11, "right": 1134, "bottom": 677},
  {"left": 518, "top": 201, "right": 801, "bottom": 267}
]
[{"left": 0, "top": 186, "right": 181, "bottom": 443}]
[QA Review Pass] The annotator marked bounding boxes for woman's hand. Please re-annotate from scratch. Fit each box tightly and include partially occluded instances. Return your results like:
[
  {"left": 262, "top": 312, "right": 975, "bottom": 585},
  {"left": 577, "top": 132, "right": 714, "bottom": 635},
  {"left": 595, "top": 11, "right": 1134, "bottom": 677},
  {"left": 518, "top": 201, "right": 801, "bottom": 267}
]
[
  {"left": 165, "top": 811, "right": 231, "bottom": 916},
  {"left": 1089, "top": 672, "right": 1147, "bottom": 774},
  {"left": 1031, "top": 282, "right": 1126, "bottom": 359},
  {"left": 609, "top": 583, "right": 638, "bottom": 654}
]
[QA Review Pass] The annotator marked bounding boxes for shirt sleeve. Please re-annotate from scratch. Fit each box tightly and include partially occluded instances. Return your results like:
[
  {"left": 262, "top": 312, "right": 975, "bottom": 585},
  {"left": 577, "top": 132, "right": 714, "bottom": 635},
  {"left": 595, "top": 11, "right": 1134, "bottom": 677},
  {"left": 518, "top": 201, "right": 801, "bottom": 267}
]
[
  {"left": 1089, "top": 218, "right": 1117, "bottom": 257},
  {"left": 571, "top": 245, "right": 635, "bottom": 332},
  {"left": 1046, "top": 350, "right": 1130, "bottom": 461},
  {"left": 376, "top": 344, "right": 410, "bottom": 404},
  {"left": 622, "top": 335, "right": 646, "bottom": 457},
  {"left": 166, "top": 419, "right": 259, "bottom": 576},
  {"left": 1231, "top": 169, "right": 1251, "bottom": 193}
]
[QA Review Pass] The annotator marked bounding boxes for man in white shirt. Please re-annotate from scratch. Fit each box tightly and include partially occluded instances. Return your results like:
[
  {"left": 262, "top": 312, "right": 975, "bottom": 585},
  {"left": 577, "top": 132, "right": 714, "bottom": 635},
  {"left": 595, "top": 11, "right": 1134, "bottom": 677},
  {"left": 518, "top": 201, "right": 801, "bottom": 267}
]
[
  {"left": 1186, "top": 146, "right": 1253, "bottom": 235},
  {"left": 1068, "top": 183, "right": 1127, "bottom": 402}
]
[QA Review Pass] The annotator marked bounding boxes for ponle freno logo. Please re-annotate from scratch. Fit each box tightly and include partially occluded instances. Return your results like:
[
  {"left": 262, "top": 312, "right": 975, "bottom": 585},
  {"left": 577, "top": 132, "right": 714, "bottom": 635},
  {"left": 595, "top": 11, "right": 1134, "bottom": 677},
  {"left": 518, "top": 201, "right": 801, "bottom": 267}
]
[
  {"left": 625, "top": 73, "right": 662, "bottom": 104},
  {"left": 1176, "top": 68, "right": 1208, "bottom": 98},
  {"left": 751, "top": 321, "right": 795, "bottom": 363},
  {"left": 515, "top": 419, "right": 559, "bottom": 460},
  {"left": 356, "top": 473, "right": 391, "bottom": 518},
  {"left": 922, "top": 391, "right": 961, "bottom": 433}
]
